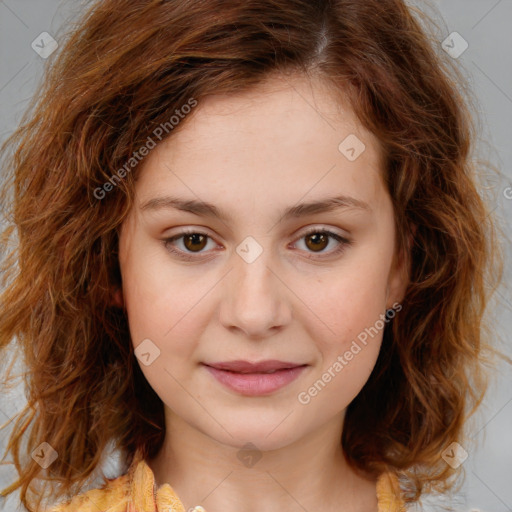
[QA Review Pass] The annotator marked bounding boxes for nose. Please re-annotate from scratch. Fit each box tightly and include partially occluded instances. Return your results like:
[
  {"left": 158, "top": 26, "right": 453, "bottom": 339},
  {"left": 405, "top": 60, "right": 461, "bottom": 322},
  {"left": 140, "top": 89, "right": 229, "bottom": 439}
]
[{"left": 218, "top": 246, "right": 292, "bottom": 339}]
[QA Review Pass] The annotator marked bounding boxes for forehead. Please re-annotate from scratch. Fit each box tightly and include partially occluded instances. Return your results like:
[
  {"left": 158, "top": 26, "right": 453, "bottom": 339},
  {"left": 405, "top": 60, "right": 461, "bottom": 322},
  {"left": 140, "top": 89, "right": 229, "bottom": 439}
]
[
  {"left": 168, "top": 74, "right": 369, "bottom": 150},
  {"left": 134, "top": 74, "right": 387, "bottom": 216}
]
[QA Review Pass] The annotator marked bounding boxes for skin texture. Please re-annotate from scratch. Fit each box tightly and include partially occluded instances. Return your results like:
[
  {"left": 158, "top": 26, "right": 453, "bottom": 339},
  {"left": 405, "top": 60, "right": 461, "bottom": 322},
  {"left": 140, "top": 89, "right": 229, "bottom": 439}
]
[{"left": 117, "top": 73, "right": 409, "bottom": 512}]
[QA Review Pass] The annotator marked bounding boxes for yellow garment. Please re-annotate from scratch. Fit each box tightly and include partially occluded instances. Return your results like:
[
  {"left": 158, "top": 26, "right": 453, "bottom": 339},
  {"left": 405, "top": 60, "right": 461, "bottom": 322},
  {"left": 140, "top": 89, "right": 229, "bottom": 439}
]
[{"left": 46, "top": 449, "right": 406, "bottom": 511}]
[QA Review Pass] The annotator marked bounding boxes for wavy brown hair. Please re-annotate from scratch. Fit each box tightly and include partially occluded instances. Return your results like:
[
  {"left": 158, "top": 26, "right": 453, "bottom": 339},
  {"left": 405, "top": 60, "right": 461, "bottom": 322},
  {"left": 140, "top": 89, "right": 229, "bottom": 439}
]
[{"left": 0, "top": 0, "right": 508, "bottom": 510}]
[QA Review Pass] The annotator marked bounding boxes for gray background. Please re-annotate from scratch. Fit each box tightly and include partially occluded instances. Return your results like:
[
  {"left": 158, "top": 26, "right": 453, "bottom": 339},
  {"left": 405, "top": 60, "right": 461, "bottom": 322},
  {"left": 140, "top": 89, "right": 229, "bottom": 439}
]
[{"left": 0, "top": 1, "right": 511, "bottom": 511}]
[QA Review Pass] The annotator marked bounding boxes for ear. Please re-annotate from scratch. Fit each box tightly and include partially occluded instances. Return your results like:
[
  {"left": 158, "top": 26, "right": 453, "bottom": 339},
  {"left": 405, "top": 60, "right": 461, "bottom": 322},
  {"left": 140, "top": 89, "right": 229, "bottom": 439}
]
[
  {"left": 386, "top": 224, "right": 416, "bottom": 308},
  {"left": 111, "top": 287, "right": 125, "bottom": 308}
]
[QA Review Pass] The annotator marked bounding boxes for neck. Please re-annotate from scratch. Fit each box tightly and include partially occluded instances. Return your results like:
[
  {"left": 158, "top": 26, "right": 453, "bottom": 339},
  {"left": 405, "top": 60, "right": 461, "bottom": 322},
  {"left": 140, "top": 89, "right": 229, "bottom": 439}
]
[{"left": 146, "top": 410, "right": 378, "bottom": 512}]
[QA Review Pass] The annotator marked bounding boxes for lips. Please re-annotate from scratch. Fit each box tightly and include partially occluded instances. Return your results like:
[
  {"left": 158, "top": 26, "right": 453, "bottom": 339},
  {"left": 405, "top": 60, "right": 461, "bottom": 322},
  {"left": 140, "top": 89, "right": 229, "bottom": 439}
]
[
  {"left": 205, "top": 360, "right": 305, "bottom": 373},
  {"left": 202, "top": 360, "right": 308, "bottom": 395}
]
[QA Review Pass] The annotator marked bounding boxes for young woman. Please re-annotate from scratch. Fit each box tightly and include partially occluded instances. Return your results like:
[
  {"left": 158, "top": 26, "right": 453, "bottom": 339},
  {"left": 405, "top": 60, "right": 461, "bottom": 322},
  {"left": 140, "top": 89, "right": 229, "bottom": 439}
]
[{"left": 0, "top": 0, "right": 507, "bottom": 511}]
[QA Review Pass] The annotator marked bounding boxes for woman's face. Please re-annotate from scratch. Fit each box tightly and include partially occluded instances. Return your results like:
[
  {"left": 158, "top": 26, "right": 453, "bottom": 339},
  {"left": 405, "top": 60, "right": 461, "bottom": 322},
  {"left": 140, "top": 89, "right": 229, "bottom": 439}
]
[{"left": 118, "top": 74, "right": 408, "bottom": 451}]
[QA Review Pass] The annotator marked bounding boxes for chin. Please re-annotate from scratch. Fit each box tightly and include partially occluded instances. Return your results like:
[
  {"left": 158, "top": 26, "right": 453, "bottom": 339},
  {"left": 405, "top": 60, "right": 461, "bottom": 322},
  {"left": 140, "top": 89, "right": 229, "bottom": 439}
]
[
  {"left": 204, "top": 413, "right": 304, "bottom": 452},
  {"left": 224, "top": 432, "right": 299, "bottom": 454}
]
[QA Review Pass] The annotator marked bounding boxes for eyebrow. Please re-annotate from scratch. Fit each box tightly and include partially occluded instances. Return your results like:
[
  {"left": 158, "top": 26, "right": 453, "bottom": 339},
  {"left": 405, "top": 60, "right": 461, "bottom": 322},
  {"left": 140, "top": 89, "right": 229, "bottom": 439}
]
[{"left": 140, "top": 194, "right": 372, "bottom": 222}]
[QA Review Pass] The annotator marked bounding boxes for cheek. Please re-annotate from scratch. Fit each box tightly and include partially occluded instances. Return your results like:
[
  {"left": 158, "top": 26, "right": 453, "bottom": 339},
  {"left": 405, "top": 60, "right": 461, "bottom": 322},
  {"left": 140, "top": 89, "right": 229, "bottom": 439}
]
[
  {"left": 300, "top": 261, "right": 390, "bottom": 351},
  {"left": 121, "top": 249, "right": 216, "bottom": 365},
  {"left": 121, "top": 261, "right": 210, "bottom": 405},
  {"left": 299, "top": 343, "right": 382, "bottom": 422},
  {"left": 296, "top": 271, "right": 387, "bottom": 414},
  {"left": 295, "top": 252, "right": 392, "bottom": 412}
]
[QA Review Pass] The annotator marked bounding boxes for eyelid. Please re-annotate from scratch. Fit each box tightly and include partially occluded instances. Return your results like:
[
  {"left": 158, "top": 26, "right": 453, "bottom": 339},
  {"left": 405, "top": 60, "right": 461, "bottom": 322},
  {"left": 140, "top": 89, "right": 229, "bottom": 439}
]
[{"left": 297, "top": 225, "right": 350, "bottom": 240}]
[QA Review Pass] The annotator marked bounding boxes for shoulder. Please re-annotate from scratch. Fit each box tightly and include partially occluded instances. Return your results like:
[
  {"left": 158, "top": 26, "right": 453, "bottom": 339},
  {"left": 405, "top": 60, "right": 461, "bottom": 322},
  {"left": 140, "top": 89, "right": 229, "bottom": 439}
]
[
  {"left": 376, "top": 471, "right": 407, "bottom": 511},
  {"left": 45, "top": 472, "right": 130, "bottom": 512},
  {"left": 44, "top": 451, "right": 186, "bottom": 512}
]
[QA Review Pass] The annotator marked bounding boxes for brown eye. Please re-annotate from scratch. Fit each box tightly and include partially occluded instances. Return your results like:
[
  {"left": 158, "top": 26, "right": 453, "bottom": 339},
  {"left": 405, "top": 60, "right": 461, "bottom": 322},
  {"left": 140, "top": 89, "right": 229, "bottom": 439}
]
[
  {"left": 164, "top": 227, "right": 351, "bottom": 262},
  {"left": 163, "top": 230, "right": 216, "bottom": 261},
  {"left": 183, "top": 233, "right": 208, "bottom": 252},
  {"left": 293, "top": 228, "right": 351, "bottom": 260},
  {"left": 304, "top": 232, "right": 329, "bottom": 252}
]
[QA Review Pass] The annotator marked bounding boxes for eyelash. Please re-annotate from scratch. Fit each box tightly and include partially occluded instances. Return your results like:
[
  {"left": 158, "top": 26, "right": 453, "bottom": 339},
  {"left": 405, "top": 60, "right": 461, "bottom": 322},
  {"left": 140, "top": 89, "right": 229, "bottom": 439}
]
[{"left": 162, "top": 227, "right": 352, "bottom": 262}]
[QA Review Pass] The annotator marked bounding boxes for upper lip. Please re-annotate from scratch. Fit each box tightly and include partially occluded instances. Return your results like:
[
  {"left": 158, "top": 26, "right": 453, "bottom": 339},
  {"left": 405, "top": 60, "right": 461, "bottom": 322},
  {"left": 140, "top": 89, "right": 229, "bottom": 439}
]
[{"left": 204, "top": 360, "right": 307, "bottom": 373}]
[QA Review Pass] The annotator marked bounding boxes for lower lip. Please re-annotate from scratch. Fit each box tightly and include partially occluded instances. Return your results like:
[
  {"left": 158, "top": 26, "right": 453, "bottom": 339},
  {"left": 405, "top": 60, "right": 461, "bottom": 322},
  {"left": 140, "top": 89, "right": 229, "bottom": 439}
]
[{"left": 204, "top": 365, "right": 308, "bottom": 396}]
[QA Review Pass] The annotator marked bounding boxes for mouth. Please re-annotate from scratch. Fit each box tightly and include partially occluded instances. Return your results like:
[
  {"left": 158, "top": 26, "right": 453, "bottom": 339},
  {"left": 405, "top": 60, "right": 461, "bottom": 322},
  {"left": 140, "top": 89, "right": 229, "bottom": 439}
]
[{"left": 202, "top": 360, "right": 309, "bottom": 395}]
